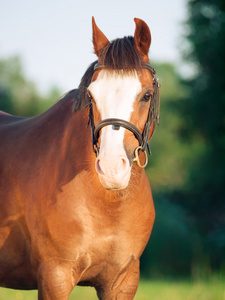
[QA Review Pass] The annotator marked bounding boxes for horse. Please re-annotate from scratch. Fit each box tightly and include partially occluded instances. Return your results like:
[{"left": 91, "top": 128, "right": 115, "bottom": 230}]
[{"left": 0, "top": 17, "right": 160, "bottom": 299}]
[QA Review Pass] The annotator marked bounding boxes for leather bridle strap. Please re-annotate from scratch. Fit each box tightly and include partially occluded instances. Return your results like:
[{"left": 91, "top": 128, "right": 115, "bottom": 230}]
[{"left": 94, "top": 118, "right": 143, "bottom": 146}]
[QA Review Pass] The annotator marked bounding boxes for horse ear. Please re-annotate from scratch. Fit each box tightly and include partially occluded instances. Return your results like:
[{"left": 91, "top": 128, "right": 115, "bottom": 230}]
[
  {"left": 92, "top": 17, "right": 109, "bottom": 57},
  {"left": 134, "top": 18, "right": 151, "bottom": 57}
]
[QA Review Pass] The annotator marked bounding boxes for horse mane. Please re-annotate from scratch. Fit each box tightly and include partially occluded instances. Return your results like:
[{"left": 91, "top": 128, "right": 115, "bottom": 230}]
[
  {"left": 73, "top": 36, "right": 147, "bottom": 112},
  {"left": 73, "top": 61, "right": 97, "bottom": 112}
]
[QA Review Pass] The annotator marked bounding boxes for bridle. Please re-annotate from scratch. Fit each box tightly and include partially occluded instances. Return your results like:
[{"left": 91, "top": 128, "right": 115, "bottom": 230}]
[{"left": 87, "top": 62, "right": 160, "bottom": 168}]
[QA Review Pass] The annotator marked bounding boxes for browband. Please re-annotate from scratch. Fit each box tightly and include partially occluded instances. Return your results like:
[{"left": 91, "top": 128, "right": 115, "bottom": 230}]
[{"left": 94, "top": 62, "right": 156, "bottom": 76}]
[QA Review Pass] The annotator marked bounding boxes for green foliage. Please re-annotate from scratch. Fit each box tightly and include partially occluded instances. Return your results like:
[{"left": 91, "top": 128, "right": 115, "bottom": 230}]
[
  {"left": 173, "top": 0, "right": 225, "bottom": 271},
  {"left": 146, "top": 62, "right": 189, "bottom": 191},
  {"left": 0, "top": 56, "right": 61, "bottom": 116},
  {"left": 143, "top": 0, "right": 225, "bottom": 277},
  {"left": 141, "top": 195, "right": 197, "bottom": 277}
]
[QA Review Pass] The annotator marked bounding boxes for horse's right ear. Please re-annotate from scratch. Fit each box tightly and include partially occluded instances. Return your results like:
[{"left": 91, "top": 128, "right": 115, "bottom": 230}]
[{"left": 92, "top": 17, "right": 109, "bottom": 57}]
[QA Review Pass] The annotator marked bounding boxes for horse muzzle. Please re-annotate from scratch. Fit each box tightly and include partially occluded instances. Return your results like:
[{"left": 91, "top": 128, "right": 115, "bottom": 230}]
[{"left": 93, "top": 118, "right": 148, "bottom": 169}]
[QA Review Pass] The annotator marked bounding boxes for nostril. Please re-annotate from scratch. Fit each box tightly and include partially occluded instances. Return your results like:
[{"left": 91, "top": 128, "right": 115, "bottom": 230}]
[
  {"left": 121, "top": 158, "right": 127, "bottom": 170},
  {"left": 95, "top": 158, "right": 104, "bottom": 175},
  {"left": 95, "top": 156, "right": 130, "bottom": 177},
  {"left": 118, "top": 157, "right": 129, "bottom": 173}
]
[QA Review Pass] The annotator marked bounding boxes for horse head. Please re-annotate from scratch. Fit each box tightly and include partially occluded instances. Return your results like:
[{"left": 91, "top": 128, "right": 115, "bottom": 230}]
[{"left": 86, "top": 17, "right": 159, "bottom": 190}]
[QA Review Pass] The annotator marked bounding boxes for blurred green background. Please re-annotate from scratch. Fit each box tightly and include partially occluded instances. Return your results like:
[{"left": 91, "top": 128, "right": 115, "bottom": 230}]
[{"left": 0, "top": 0, "right": 225, "bottom": 298}]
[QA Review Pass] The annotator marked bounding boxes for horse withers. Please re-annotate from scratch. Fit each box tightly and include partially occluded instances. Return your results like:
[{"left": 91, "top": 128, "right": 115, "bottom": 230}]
[{"left": 0, "top": 17, "right": 159, "bottom": 299}]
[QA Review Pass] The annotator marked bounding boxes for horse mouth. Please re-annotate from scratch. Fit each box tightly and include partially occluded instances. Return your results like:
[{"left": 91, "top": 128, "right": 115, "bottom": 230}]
[{"left": 98, "top": 175, "right": 130, "bottom": 190}]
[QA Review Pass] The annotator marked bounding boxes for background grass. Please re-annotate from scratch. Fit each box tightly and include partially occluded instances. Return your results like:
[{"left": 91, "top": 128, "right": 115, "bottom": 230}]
[{"left": 0, "top": 276, "right": 224, "bottom": 300}]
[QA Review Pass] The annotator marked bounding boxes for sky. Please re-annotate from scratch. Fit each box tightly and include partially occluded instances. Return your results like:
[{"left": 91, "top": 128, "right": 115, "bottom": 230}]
[{"left": 0, "top": 0, "right": 187, "bottom": 94}]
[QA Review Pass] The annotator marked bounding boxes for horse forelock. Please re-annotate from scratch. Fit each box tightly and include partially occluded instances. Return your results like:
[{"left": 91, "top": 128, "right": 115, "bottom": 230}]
[
  {"left": 74, "top": 36, "right": 148, "bottom": 112},
  {"left": 99, "top": 36, "right": 145, "bottom": 72}
]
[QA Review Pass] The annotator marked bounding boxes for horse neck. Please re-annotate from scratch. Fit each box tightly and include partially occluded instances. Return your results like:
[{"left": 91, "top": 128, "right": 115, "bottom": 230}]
[
  {"left": 32, "top": 94, "right": 145, "bottom": 202},
  {"left": 32, "top": 95, "right": 94, "bottom": 183}
]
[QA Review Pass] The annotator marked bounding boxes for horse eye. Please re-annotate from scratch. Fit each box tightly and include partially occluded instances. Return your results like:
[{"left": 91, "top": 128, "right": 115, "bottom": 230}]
[
  {"left": 87, "top": 91, "right": 93, "bottom": 100},
  {"left": 142, "top": 93, "right": 151, "bottom": 102}
]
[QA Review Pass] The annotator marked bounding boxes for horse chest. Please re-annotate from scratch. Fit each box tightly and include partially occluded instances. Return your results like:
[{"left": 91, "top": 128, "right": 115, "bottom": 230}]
[
  {"left": 73, "top": 226, "right": 141, "bottom": 286},
  {"left": 76, "top": 205, "right": 150, "bottom": 276},
  {"left": 47, "top": 174, "right": 151, "bottom": 255}
]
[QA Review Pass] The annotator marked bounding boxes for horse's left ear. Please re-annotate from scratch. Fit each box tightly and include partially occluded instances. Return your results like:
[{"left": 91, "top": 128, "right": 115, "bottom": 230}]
[
  {"left": 92, "top": 17, "right": 109, "bottom": 57},
  {"left": 134, "top": 18, "right": 151, "bottom": 57}
]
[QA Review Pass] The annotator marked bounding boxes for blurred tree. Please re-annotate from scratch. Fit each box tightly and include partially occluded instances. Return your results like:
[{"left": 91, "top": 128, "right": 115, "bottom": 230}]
[
  {"left": 0, "top": 56, "right": 39, "bottom": 116},
  {"left": 146, "top": 62, "right": 189, "bottom": 191},
  {"left": 142, "top": 0, "right": 225, "bottom": 278},
  {"left": 141, "top": 194, "right": 197, "bottom": 278},
  {"left": 173, "top": 0, "right": 225, "bottom": 272},
  {"left": 0, "top": 88, "right": 14, "bottom": 113},
  {"left": 0, "top": 56, "right": 61, "bottom": 116},
  {"left": 141, "top": 62, "right": 198, "bottom": 278}
]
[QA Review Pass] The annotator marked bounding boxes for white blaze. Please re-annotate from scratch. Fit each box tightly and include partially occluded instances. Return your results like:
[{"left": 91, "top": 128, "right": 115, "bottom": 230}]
[{"left": 88, "top": 70, "right": 142, "bottom": 189}]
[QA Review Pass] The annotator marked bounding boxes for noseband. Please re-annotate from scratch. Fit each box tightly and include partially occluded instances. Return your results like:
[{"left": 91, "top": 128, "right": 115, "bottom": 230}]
[{"left": 87, "top": 62, "right": 160, "bottom": 168}]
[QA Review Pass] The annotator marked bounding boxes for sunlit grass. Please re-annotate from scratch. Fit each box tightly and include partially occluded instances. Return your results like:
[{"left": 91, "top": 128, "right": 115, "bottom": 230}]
[
  {"left": 135, "top": 276, "right": 225, "bottom": 300},
  {"left": 0, "top": 276, "right": 224, "bottom": 300}
]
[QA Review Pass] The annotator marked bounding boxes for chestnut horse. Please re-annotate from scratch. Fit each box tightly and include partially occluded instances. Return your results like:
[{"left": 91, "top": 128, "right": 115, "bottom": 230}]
[{"left": 0, "top": 18, "right": 160, "bottom": 299}]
